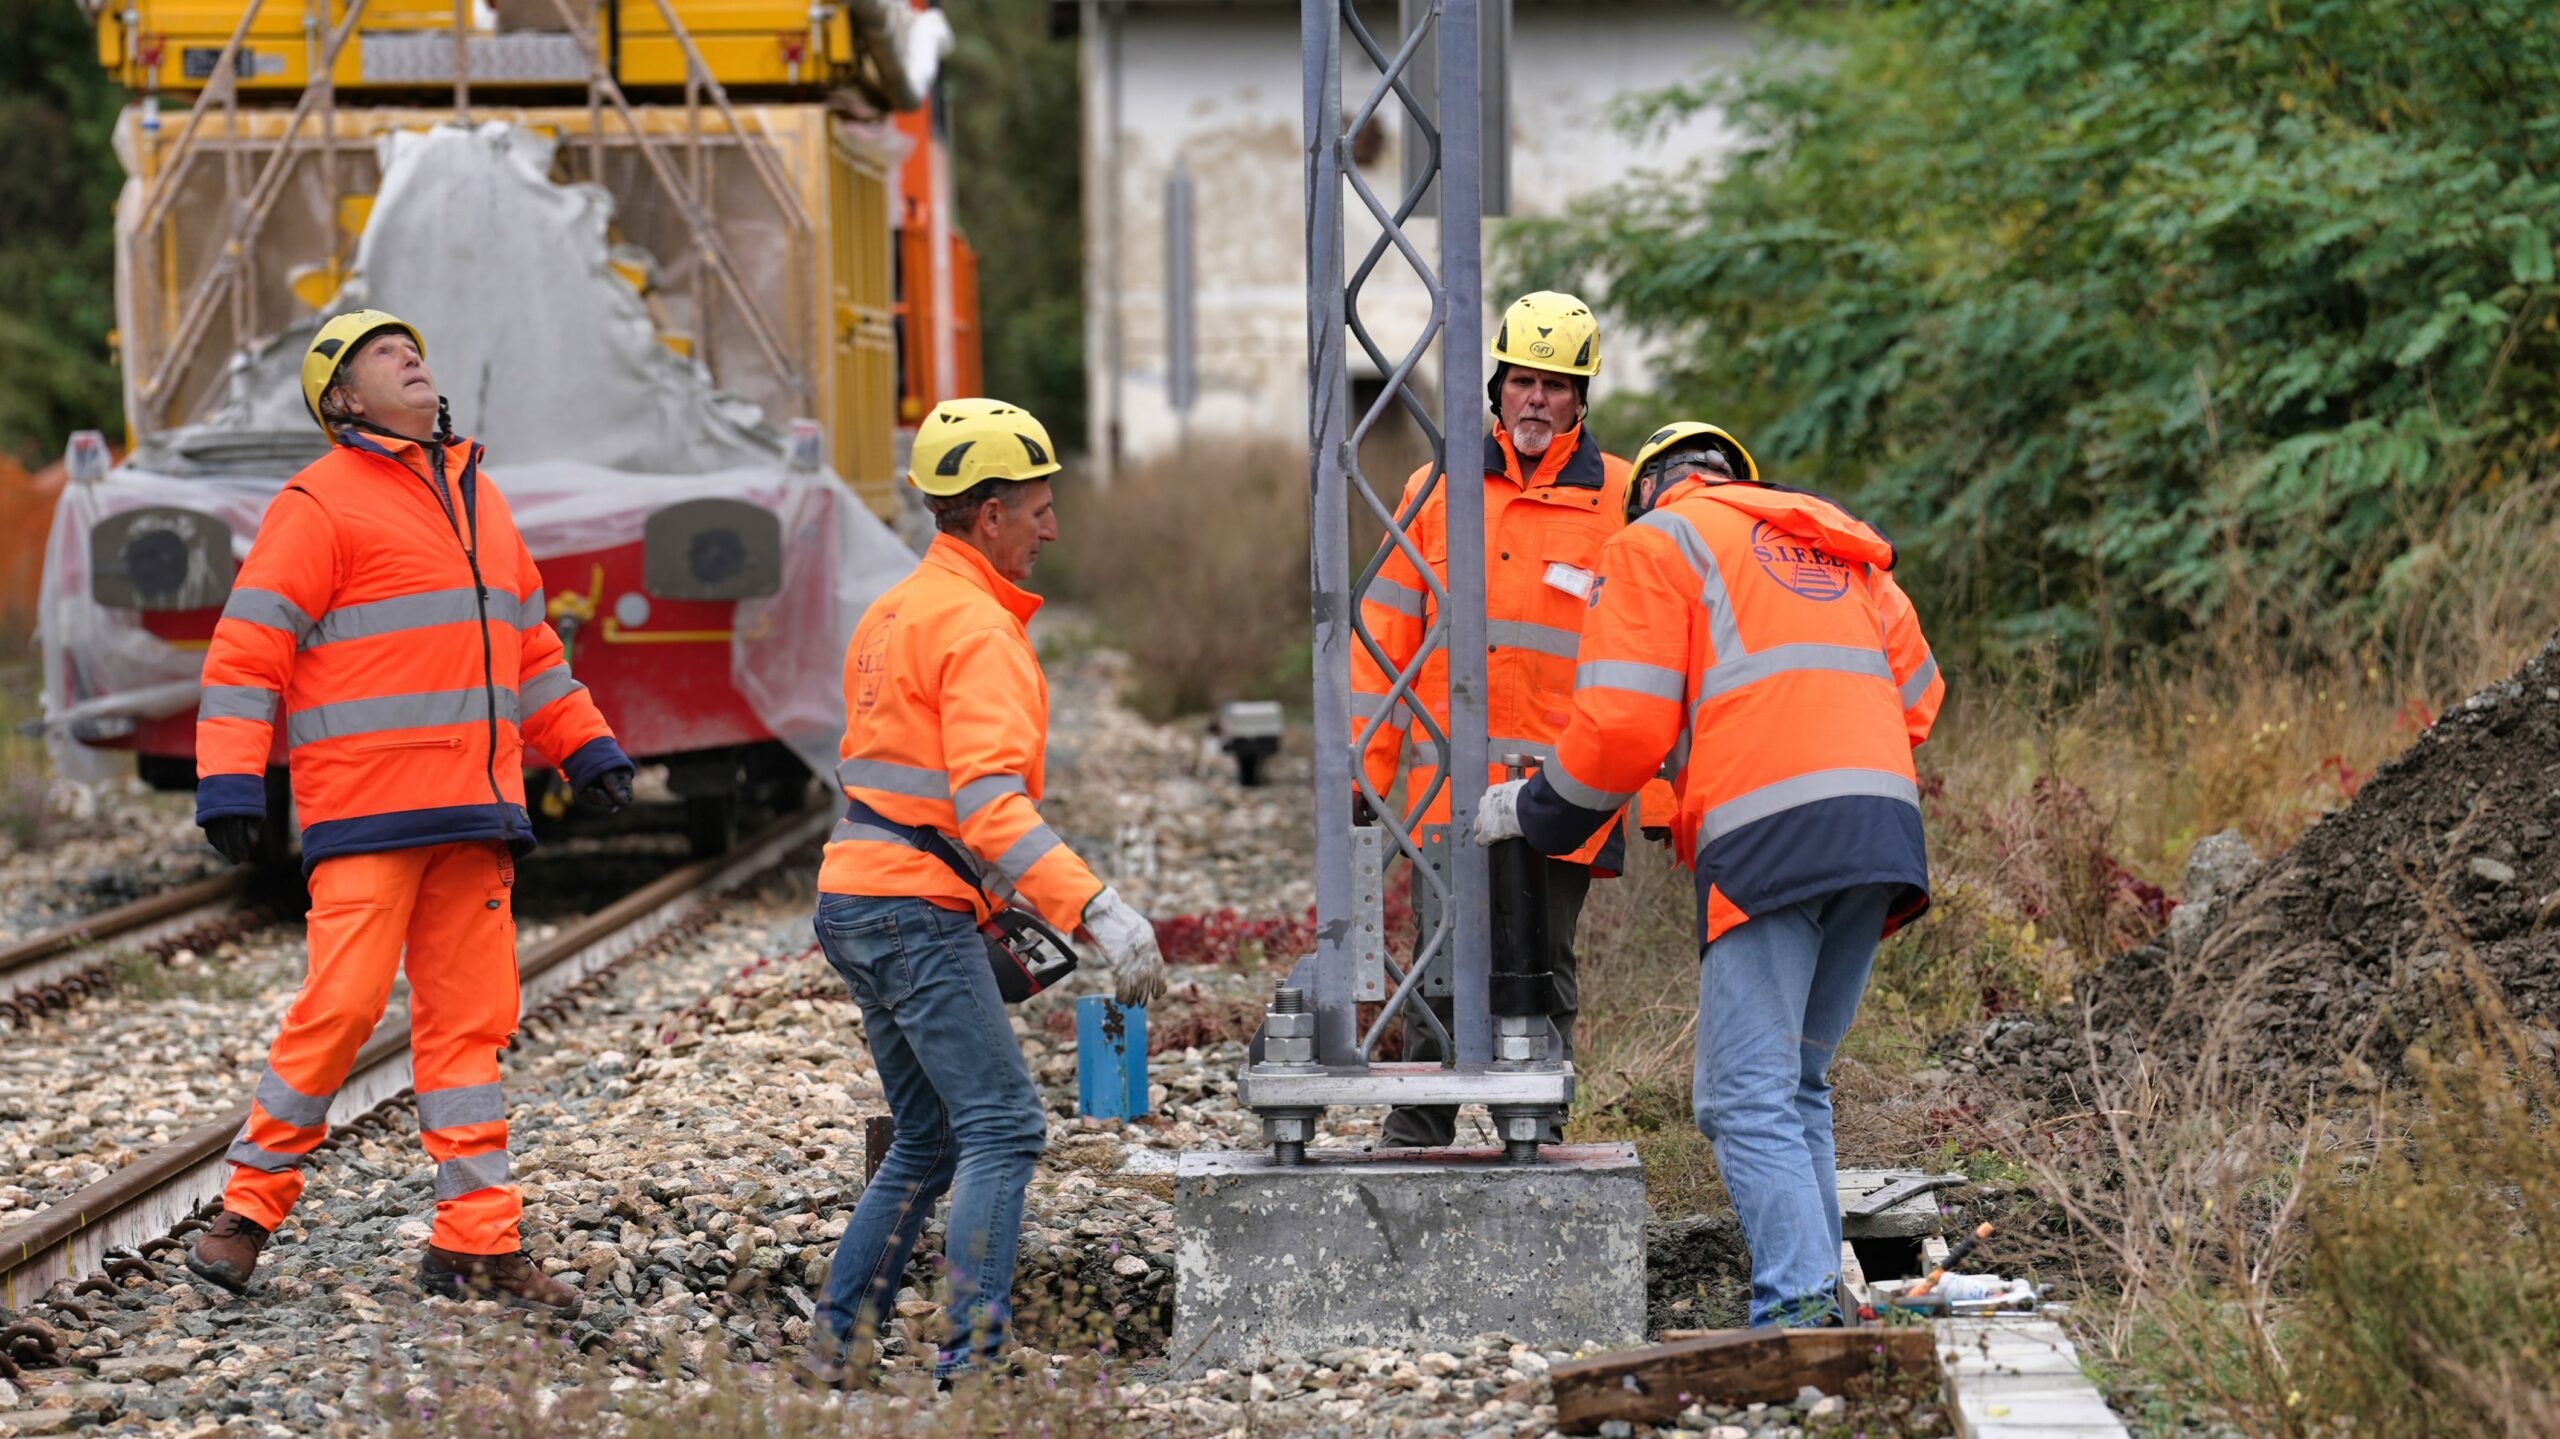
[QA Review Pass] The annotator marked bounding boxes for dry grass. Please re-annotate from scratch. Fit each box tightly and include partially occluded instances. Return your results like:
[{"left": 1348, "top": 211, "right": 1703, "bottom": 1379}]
[
  {"left": 1041, "top": 441, "right": 1312, "bottom": 721},
  {"left": 0, "top": 653, "right": 56, "bottom": 854},
  {"left": 1984, "top": 931, "right": 2560, "bottom": 1437}
]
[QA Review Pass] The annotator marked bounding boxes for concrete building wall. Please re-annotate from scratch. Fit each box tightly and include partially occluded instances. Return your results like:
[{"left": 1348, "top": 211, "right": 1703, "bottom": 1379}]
[{"left": 1077, "top": 0, "right": 1752, "bottom": 475}]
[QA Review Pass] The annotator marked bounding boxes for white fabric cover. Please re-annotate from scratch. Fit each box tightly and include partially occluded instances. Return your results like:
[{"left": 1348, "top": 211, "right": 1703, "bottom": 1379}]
[{"left": 43, "top": 121, "right": 915, "bottom": 783}]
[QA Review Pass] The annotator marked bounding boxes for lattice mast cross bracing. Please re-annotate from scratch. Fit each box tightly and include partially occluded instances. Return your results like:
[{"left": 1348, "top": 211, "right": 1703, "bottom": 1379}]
[{"left": 1243, "top": 0, "right": 1570, "bottom": 1162}]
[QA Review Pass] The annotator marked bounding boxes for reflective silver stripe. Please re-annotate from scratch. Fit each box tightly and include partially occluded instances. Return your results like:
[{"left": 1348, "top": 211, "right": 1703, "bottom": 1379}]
[
  {"left": 1700, "top": 768, "right": 1921, "bottom": 842},
  {"left": 416, "top": 1082, "right": 506, "bottom": 1131},
  {"left": 1576, "top": 658, "right": 1686, "bottom": 701},
  {"left": 222, "top": 587, "right": 315, "bottom": 640},
  {"left": 285, "top": 686, "right": 519, "bottom": 748},
  {"left": 1544, "top": 753, "right": 1635, "bottom": 812},
  {"left": 992, "top": 824, "right": 1063, "bottom": 883},
  {"left": 253, "top": 1066, "right": 332, "bottom": 1129},
  {"left": 832, "top": 818, "right": 911, "bottom": 846},
  {"left": 953, "top": 773, "right": 1028, "bottom": 822},
  {"left": 1488, "top": 736, "right": 1555, "bottom": 768},
  {"left": 519, "top": 589, "right": 546, "bottom": 628},
  {"left": 1363, "top": 576, "right": 1430, "bottom": 618},
  {"left": 835, "top": 756, "right": 949, "bottom": 800},
  {"left": 304, "top": 587, "right": 484, "bottom": 649},
  {"left": 1637, "top": 509, "right": 1746, "bottom": 663},
  {"left": 199, "top": 685, "right": 278, "bottom": 723},
  {"left": 1698, "top": 643, "right": 1894, "bottom": 702},
  {"left": 520, "top": 665, "right": 585, "bottom": 713},
  {"left": 1664, "top": 727, "right": 1691, "bottom": 779},
  {"left": 226, "top": 1133, "right": 309, "bottom": 1172},
  {"left": 1900, "top": 652, "right": 1941, "bottom": 709},
  {"left": 1487, "top": 619, "right": 1581, "bottom": 659},
  {"left": 434, "top": 1150, "right": 512, "bottom": 1200}
]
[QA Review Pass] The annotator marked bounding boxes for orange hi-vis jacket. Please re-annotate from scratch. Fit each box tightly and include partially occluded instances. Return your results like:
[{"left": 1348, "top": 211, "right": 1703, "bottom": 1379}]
[
  {"left": 1515, "top": 474, "right": 1944, "bottom": 942},
  {"left": 1350, "top": 424, "right": 1662, "bottom": 869},
  {"left": 194, "top": 428, "right": 627, "bottom": 867},
  {"left": 818, "top": 534, "right": 1105, "bottom": 930}
]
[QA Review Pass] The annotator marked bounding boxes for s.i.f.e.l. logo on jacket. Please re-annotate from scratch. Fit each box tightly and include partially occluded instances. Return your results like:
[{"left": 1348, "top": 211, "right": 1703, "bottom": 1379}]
[{"left": 1749, "top": 520, "right": 1852, "bottom": 601}]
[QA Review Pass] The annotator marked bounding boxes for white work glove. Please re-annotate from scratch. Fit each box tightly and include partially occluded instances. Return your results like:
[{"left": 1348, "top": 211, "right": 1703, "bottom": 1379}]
[
  {"left": 1472, "top": 777, "right": 1528, "bottom": 846},
  {"left": 1082, "top": 886, "right": 1166, "bottom": 1008}
]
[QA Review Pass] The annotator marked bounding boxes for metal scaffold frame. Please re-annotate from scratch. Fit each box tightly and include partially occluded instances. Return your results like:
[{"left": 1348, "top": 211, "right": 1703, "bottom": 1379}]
[
  {"left": 122, "top": 0, "right": 818, "bottom": 437},
  {"left": 1242, "top": 0, "right": 1569, "bottom": 1161}
]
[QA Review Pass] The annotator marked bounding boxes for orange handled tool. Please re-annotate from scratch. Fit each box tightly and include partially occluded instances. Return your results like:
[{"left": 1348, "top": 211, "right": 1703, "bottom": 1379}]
[{"left": 1906, "top": 1222, "right": 1996, "bottom": 1299}]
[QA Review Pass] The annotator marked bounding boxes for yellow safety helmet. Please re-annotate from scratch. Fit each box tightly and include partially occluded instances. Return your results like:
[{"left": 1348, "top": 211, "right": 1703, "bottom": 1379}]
[
  {"left": 301, "top": 309, "right": 425, "bottom": 431},
  {"left": 1490, "top": 291, "right": 1602, "bottom": 378},
  {"left": 1628, "top": 420, "right": 1758, "bottom": 522},
  {"left": 907, "top": 397, "right": 1064, "bottom": 497}
]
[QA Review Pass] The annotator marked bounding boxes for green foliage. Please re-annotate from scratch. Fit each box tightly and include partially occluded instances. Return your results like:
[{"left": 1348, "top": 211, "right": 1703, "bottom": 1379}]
[
  {"left": 942, "top": 0, "right": 1085, "bottom": 443},
  {"left": 1508, "top": 0, "right": 2560, "bottom": 668},
  {"left": 0, "top": 0, "right": 125, "bottom": 465}
]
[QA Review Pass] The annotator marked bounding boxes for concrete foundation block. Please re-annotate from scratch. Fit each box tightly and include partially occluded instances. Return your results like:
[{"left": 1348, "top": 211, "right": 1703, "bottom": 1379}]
[{"left": 1171, "top": 1143, "right": 1647, "bottom": 1373}]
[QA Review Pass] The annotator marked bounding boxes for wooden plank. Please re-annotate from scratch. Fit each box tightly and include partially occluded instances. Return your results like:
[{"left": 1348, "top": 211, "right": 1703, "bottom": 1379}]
[{"left": 1552, "top": 1328, "right": 1936, "bottom": 1432}]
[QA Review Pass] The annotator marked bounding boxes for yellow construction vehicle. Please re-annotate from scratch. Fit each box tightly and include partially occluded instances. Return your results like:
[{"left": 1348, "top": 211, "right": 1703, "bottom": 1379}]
[
  {"left": 85, "top": 0, "right": 976, "bottom": 513},
  {"left": 45, "top": 0, "right": 981, "bottom": 850}
]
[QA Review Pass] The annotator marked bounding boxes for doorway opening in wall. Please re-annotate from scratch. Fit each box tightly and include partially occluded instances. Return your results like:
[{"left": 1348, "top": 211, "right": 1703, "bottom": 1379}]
[
  {"left": 1351, "top": 372, "right": 1439, "bottom": 486},
  {"left": 1349, "top": 371, "right": 1441, "bottom": 556}
]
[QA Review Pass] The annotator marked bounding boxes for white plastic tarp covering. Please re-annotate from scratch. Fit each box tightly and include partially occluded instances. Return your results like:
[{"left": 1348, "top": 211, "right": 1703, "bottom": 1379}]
[
  {"left": 191, "top": 124, "right": 785, "bottom": 471},
  {"left": 42, "top": 120, "right": 916, "bottom": 783}
]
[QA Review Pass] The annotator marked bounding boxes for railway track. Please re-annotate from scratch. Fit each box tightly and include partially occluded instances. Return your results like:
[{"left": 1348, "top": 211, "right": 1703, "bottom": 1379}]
[
  {"left": 0, "top": 806, "right": 829, "bottom": 1312},
  {"left": 0, "top": 870, "right": 270, "bottom": 1027}
]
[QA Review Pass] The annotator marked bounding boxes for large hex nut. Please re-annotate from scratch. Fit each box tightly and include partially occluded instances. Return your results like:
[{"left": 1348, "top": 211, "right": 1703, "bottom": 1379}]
[
  {"left": 1494, "top": 1033, "right": 1540, "bottom": 1063},
  {"left": 1261, "top": 1114, "right": 1315, "bottom": 1144},
  {"left": 1263, "top": 1010, "right": 1315, "bottom": 1040},
  {"left": 1264, "top": 1035, "right": 1315, "bottom": 1064},
  {"left": 1494, "top": 1111, "right": 1545, "bottom": 1142}
]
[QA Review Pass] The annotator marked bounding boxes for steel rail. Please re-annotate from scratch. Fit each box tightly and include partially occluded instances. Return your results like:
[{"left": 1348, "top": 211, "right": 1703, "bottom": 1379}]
[
  {"left": 0, "top": 870, "right": 254, "bottom": 1021},
  {"left": 0, "top": 805, "right": 829, "bottom": 1307}
]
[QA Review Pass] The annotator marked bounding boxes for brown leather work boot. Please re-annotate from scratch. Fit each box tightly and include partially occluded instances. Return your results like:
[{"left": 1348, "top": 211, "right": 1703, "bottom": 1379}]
[
  {"left": 184, "top": 1211, "right": 272, "bottom": 1294},
  {"left": 416, "top": 1244, "right": 584, "bottom": 1317}
]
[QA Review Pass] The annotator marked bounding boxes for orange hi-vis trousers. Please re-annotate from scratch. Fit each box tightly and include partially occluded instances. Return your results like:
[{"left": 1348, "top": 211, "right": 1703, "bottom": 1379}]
[{"left": 223, "top": 841, "right": 523, "bottom": 1253}]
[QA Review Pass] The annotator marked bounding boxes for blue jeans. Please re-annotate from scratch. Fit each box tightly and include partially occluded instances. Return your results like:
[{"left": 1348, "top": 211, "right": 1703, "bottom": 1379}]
[
  {"left": 813, "top": 894, "right": 1048, "bottom": 1375},
  {"left": 1693, "top": 883, "right": 1894, "bottom": 1327}
]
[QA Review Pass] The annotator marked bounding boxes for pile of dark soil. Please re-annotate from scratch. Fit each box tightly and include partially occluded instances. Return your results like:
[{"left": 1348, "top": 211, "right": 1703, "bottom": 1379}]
[{"left": 1981, "top": 635, "right": 2560, "bottom": 1108}]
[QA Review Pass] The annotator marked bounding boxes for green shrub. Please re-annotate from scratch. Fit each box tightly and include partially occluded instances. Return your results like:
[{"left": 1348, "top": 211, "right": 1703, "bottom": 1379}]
[{"left": 1507, "top": 0, "right": 2560, "bottom": 670}]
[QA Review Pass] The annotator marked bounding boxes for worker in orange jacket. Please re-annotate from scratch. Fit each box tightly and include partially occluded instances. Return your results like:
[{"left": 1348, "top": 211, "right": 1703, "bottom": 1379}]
[
  {"left": 1350, "top": 290, "right": 1658, "bottom": 1148},
  {"left": 807, "top": 398, "right": 1164, "bottom": 1387},
  {"left": 1475, "top": 422, "right": 1944, "bottom": 1327},
  {"left": 184, "top": 310, "right": 631, "bottom": 1315}
]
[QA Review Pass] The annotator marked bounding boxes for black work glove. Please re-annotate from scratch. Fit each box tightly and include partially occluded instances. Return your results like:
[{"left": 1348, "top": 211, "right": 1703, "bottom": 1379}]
[
  {"left": 205, "top": 815, "right": 263, "bottom": 866},
  {"left": 576, "top": 766, "right": 635, "bottom": 815},
  {"left": 1642, "top": 825, "right": 1670, "bottom": 845}
]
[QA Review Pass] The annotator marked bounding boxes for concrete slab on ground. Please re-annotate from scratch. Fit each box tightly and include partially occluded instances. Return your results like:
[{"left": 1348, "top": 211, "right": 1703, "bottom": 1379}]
[
  {"left": 1935, "top": 1317, "right": 2129, "bottom": 1438},
  {"left": 1171, "top": 1143, "right": 1647, "bottom": 1373},
  {"left": 1837, "top": 1167, "right": 1950, "bottom": 1239}
]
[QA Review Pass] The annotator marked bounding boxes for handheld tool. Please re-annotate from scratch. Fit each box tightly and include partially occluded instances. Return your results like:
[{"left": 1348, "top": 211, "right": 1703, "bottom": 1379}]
[{"left": 1905, "top": 1222, "right": 1996, "bottom": 1299}]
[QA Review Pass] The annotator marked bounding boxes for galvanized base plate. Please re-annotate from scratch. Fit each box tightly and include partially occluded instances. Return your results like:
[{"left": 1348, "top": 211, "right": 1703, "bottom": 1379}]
[{"left": 1240, "top": 1059, "right": 1573, "bottom": 1111}]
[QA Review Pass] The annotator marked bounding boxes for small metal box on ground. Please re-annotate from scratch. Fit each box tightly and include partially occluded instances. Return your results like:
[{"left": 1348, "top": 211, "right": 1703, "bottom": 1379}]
[
  {"left": 1076, "top": 996, "right": 1149, "bottom": 1119},
  {"left": 1170, "top": 1143, "right": 1647, "bottom": 1373}
]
